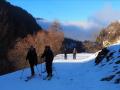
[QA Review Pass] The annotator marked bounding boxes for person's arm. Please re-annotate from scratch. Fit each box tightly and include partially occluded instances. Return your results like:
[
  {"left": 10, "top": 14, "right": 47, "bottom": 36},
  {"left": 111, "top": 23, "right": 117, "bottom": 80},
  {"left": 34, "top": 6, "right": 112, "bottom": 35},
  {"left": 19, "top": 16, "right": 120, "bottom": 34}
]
[
  {"left": 50, "top": 50, "right": 54, "bottom": 62},
  {"left": 26, "top": 51, "right": 29, "bottom": 61},
  {"left": 41, "top": 50, "right": 46, "bottom": 58}
]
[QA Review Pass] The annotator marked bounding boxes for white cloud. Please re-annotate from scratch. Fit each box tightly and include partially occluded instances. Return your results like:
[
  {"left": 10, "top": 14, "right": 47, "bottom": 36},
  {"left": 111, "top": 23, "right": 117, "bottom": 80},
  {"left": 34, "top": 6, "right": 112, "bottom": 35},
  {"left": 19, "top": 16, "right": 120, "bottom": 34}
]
[
  {"left": 89, "top": 4, "right": 120, "bottom": 26},
  {"left": 37, "top": 19, "right": 102, "bottom": 41},
  {"left": 60, "top": 21, "right": 102, "bottom": 41}
]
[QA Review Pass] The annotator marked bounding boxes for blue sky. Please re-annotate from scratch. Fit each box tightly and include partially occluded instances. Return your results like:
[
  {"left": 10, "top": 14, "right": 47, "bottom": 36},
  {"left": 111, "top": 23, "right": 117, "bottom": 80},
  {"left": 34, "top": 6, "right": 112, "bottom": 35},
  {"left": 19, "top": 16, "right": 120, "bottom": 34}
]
[{"left": 7, "top": 0, "right": 120, "bottom": 22}]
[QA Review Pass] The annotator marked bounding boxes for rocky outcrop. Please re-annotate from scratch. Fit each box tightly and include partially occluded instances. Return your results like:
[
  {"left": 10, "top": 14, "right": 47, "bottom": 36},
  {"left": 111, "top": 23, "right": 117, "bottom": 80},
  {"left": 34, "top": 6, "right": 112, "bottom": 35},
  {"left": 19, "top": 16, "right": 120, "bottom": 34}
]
[
  {"left": 95, "top": 48, "right": 109, "bottom": 65},
  {"left": 96, "top": 21, "right": 120, "bottom": 47},
  {"left": 83, "top": 40, "right": 102, "bottom": 53}
]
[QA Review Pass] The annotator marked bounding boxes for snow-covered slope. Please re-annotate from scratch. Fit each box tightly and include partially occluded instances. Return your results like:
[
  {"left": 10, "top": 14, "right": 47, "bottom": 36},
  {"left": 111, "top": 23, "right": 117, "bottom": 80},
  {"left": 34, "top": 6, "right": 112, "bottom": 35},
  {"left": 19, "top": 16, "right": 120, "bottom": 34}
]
[
  {"left": 0, "top": 53, "right": 119, "bottom": 90},
  {"left": 95, "top": 43, "right": 120, "bottom": 84}
]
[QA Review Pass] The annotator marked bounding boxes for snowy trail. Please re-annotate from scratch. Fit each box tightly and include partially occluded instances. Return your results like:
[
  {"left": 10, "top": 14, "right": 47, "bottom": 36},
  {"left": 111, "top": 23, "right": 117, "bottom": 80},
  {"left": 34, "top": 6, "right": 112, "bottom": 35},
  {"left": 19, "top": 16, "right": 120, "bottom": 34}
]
[{"left": 0, "top": 53, "right": 119, "bottom": 90}]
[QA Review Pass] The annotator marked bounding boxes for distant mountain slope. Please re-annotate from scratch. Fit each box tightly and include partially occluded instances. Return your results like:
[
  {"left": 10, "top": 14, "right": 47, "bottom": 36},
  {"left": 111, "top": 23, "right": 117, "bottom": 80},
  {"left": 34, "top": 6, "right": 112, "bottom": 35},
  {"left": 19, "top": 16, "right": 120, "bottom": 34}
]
[
  {"left": 0, "top": 1, "right": 42, "bottom": 52},
  {"left": 62, "top": 38, "right": 85, "bottom": 53},
  {"left": 61, "top": 38, "right": 102, "bottom": 54},
  {"left": 0, "top": 1, "right": 42, "bottom": 75},
  {"left": 95, "top": 43, "right": 120, "bottom": 84}
]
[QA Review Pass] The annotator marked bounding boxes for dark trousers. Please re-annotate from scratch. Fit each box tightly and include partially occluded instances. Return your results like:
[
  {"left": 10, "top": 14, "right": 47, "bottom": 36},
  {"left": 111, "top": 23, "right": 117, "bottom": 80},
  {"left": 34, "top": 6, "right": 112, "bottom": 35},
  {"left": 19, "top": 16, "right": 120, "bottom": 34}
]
[
  {"left": 73, "top": 53, "right": 76, "bottom": 59},
  {"left": 46, "top": 62, "right": 52, "bottom": 77},
  {"left": 30, "top": 64, "right": 35, "bottom": 76},
  {"left": 64, "top": 53, "right": 67, "bottom": 59}
]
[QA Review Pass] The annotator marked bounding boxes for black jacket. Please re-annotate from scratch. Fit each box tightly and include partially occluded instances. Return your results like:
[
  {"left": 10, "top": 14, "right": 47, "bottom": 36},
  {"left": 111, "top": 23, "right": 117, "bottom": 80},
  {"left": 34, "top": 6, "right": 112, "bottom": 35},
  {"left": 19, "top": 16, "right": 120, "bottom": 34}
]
[
  {"left": 41, "top": 48, "right": 54, "bottom": 63},
  {"left": 26, "top": 48, "right": 38, "bottom": 65}
]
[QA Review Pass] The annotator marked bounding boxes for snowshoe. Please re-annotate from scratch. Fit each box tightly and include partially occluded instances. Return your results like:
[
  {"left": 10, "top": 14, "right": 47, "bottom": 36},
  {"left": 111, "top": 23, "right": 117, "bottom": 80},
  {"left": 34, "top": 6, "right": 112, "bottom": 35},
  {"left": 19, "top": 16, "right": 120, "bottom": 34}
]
[
  {"left": 46, "top": 76, "right": 52, "bottom": 80},
  {"left": 25, "top": 75, "right": 34, "bottom": 82},
  {"left": 43, "top": 75, "right": 52, "bottom": 80}
]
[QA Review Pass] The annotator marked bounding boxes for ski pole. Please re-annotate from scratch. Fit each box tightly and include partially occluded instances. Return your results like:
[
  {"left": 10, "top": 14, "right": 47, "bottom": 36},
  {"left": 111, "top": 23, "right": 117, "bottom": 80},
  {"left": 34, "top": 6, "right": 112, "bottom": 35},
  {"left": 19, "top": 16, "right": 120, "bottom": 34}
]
[
  {"left": 20, "top": 69, "right": 24, "bottom": 80},
  {"left": 20, "top": 61, "right": 27, "bottom": 80},
  {"left": 39, "top": 58, "right": 42, "bottom": 75},
  {"left": 35, "top": 65, "right": 41, "bottom": 77},
  {"left": 41, "top": 62, "right": 46, "bottom": 73},
  {"left": 41, "top": 58, "right": 46, "bottom": 73},
  {"left": 53, "top": 64, "right": 59, "bottom": 79},
  {"left": 40, "top": 59, "right": 42, "bottom": 73}
]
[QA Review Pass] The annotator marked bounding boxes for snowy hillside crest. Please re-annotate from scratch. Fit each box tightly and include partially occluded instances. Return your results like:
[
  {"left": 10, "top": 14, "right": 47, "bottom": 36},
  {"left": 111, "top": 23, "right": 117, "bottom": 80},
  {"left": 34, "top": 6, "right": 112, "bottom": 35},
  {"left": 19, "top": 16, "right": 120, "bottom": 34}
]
[{"left": 95, "top": 43, "right": 120, "bottom": 84}]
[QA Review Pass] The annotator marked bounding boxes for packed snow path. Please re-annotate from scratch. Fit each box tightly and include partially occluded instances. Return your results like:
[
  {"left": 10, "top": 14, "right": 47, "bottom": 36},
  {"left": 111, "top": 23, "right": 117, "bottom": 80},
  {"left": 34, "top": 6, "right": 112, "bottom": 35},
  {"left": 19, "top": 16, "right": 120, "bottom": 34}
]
[{"left": 0, "top": 53, "right": 119, "bottom": 90}]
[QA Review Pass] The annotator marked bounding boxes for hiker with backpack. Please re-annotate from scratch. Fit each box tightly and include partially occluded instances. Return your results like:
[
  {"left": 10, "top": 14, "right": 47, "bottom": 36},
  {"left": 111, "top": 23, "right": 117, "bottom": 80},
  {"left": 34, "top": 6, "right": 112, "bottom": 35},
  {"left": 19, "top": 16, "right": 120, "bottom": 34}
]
[
  {"left": 26, "top": 45, "right": 38, "bottom": 77},
  {"left": 41, "top": 45, "right": 54, "bottom": 80}
]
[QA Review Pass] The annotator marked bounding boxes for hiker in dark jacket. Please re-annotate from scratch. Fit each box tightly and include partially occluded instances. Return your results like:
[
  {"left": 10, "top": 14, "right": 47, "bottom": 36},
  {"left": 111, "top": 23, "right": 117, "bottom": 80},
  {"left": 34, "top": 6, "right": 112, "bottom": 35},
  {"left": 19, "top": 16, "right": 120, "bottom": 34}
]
[
  {"left": 26, "top": 45, "right": 38, "bottom": 76},
  {"left": 41, "top": 45, "right": 54, "bottom": 78}
]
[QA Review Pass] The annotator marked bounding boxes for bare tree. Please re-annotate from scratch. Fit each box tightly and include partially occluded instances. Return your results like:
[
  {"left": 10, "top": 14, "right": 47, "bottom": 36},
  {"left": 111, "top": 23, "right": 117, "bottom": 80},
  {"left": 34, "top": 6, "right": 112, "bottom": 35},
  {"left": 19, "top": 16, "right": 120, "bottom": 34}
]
[{"left": 48, "top": 20, "right": 62, "bottom": 32}]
